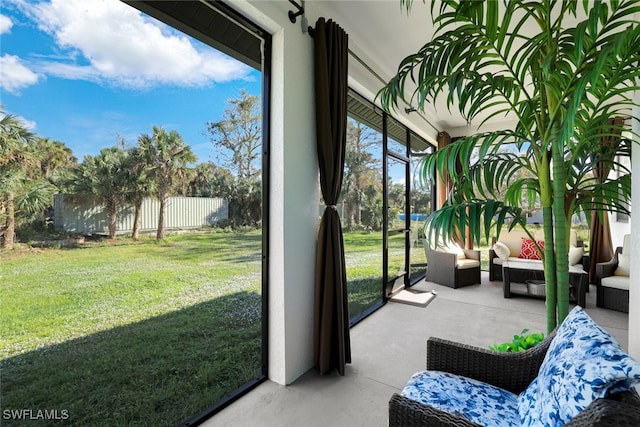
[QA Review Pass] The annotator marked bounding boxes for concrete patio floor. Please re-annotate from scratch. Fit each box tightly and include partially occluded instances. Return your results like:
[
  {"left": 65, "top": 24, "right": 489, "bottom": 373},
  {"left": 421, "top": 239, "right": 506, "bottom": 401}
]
[{"left": 207, "top": 271, "right": 630, "bottom": 427}]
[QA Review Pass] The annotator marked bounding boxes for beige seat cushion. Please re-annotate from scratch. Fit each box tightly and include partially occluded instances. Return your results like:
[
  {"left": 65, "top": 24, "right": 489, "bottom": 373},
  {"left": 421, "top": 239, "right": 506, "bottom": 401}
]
[
  {"left": 495, "top": 230, "right": 580, "bottom": 259},
  {"left": 431, "top": 239, "right": 467, "bottom": 260},
  {"left": 615, "top": 234, "right": 631, "bottom": 277},
  {"left": 444, "top": 241, "right": 466, "bottom": 260},
  {"left": 457, "top": 259, "right": 480, "bottom": 270},
  {"left": 496, "top": 231, "right": 528, "bottom": 257},
  {"left": 602, "top": 275, "right": 629, "bottom": 291}
]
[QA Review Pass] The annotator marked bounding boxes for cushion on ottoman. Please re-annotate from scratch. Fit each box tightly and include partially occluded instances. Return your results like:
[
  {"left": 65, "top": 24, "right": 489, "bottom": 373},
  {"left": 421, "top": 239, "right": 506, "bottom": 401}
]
[{"left": 401, "top": 370, "right": 520, "bottom": 427}]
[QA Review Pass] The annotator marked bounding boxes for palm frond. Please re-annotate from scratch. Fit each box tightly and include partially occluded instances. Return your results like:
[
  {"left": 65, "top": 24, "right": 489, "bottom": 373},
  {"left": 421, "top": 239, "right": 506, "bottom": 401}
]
[{"left": 423, "top": 199, "right": 527, "bottom": 246}]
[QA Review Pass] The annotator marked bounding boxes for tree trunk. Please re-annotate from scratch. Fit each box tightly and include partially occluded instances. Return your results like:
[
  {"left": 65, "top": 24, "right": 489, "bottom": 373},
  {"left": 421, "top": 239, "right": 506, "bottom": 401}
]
[
  {"left": 345, "top": 202, "right": 354, "bottom": 229},
  {"left": 354, "top": 176, "right": 362, "bottom": 225},
  {"left": 552, "top": 140, "right": 570, "bottom": 325},
  {"left": 132, "top": 199, "right": 142, "bottom": 241},
  {"left": 3, "top": 192, "right": 16, "bottom": 249},
  {"left": 538, "top": 154, "right": 558, "bottom": 334},
  {"left": 157, "top": 195, "right": 166, "bottom": 239},
  {"left": 107, "top": 200, "right": 117, "bottom": 240}
]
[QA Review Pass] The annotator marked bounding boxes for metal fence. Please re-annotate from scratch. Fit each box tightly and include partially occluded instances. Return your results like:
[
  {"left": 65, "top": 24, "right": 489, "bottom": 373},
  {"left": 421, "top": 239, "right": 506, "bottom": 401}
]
[{"left": 53, "top": 194, "right": 228, "bottom": 235}]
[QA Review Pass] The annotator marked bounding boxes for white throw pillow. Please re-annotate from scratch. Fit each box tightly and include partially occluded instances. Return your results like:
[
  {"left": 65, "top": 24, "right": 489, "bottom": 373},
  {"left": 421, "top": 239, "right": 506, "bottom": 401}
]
[
  {"left": 615, "top": 253, "right": 630, "bottom": 277},
  {"left": 492, "top": 241, "right": 510, "bottom": 260},
  {"left": 568, "top": 245, "right": 584, "bottom": 266}
]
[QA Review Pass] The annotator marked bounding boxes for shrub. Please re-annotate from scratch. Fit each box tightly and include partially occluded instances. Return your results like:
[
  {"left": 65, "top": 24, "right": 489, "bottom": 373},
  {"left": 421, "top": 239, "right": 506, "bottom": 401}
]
[{"left": 490, "top": 329, "right": 544, "bottom": 353}]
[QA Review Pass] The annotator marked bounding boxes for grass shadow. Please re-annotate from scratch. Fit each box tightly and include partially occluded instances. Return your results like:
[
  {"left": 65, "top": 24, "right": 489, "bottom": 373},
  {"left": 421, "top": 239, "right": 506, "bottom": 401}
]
[{"left": 1, "top": 291, "right": 263, "bottom": 427}]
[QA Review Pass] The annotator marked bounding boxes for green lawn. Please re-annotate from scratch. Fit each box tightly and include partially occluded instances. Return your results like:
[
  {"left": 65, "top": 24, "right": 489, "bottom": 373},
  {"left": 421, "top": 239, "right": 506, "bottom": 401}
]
[
  {"left": 1, "top": 231, "right": 263, "bottom": 426},
  {"left": 1, "top": 227, "right": 450, "bottom": 425},
  {"left": 343, "top": 231, "right": 384, "bottom": 318}
]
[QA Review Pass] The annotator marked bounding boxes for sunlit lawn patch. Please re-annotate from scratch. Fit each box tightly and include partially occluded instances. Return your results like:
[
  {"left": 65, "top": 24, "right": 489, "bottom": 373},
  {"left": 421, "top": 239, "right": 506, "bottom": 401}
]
[{"left": 1, "top": 231, "right": 262, "bottom": 426}]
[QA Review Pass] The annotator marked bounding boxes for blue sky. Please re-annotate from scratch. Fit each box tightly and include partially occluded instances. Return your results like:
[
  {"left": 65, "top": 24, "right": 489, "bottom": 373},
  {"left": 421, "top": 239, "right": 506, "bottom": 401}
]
[{"left": 1, "top": 0, "right": 262, "bottom": 163}]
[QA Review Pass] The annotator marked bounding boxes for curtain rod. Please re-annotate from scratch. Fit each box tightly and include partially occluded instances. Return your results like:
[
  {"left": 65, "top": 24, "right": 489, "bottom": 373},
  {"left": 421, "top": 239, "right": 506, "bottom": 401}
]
[
  {"left": 347, "top": 49, "right": 439, "bottom": 134},
  {"left": 288, "top": 0, "right": 314, "bottom": 36},
  {"left": 287, "top": 0, "right": 439, "bottom": 134}
]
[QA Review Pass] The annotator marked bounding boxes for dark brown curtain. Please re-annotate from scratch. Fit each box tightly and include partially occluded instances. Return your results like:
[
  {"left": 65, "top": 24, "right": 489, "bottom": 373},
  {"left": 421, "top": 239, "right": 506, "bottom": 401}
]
[
  {"left": 588, "top": 117, "right": 624, "bottom": 283},
  {"left": 435, "top": 132, "right": 471, "bottom": 247},
  {"left": 436, "top": 131, "right": 452, "bottom": 209},
  {"left": 313, "top": 17, "right": 351, "bottom": 376}
]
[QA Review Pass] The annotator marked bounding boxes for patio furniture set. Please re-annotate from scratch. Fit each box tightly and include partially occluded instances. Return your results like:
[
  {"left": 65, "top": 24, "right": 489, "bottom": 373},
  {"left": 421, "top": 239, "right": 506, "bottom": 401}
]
[
  {"left": 489, "top": 229, "right": 589, "bottom": 307},
  {"left": 407, "top": 233, "right": 636, "bottom": 426},
  {"left": 425, "top": 230, "right": 631, "bottom": 313}
]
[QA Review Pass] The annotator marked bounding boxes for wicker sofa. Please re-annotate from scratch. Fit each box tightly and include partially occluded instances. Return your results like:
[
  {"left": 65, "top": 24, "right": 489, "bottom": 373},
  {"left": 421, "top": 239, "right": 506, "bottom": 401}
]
[
  {"left": 595, "top": 234, "right": 630, "bottom": 313},
  {"left": 489, "top": 229, "right": 583, "bottom": 282},
  {"left": 389, "top": 307, "right": 640, "bottom": 427}
]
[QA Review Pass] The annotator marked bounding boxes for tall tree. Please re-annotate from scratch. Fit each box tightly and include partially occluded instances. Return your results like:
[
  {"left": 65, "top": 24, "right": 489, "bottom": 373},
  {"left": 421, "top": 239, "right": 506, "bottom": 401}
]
[
  {"left": 0, "top": 110, "right": 39, "bottom": 249},
  {"left": 34, "top": 138, "right": 78, "bottom": 183},
  {"left": 206, "top": 90, "right": 262, "bottom": 181},
  {"left": 122, "top": 146, "right": 153, "bottom": 241},
  {"left": 138, "top": 126, "right": 196, "bottom": 239},
  {"left": 342, "top": 120, "right": 382, "bottom": 229},
  {"left": 71, "top": 147, "right": 130, "bottom": 240},
  {"left": 188, "top": 162, "right": 234, "bottom": 198},
  {"left": 33, "top": 137, "right": 78, "bottom": 227},
  {"left": 379, "top": 0, "right": 639, "bottom": 331}
]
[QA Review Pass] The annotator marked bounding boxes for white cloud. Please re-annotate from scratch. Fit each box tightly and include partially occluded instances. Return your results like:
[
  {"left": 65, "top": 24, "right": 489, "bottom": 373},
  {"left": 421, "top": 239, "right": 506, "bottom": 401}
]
[
  {"left": 19, "top": 116, "right": 37, "bottom": 131},
  {"left": 2, "top": 108, "right": 37, "bottom": 131},
  {"left": 0, "top": 54, "right": 40, "bottom": 94},
  {"left": 14, "top": 0, "right": 251, "bottom": 89},
  {"left": 0, "top": 14, "right": 13, "bottom": 34}
]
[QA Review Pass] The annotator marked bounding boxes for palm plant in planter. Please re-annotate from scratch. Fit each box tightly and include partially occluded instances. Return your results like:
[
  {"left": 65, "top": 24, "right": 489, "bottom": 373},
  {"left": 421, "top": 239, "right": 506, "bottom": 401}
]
[{"left": 379, "top": 0, "right": 639, "bottom": 332}]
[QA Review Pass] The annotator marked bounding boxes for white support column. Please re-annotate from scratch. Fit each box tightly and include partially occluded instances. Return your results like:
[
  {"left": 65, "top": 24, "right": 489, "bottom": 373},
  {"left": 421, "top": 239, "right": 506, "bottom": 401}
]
[{"left": 232, "top": 0, "right": 319, "bottom": 385}]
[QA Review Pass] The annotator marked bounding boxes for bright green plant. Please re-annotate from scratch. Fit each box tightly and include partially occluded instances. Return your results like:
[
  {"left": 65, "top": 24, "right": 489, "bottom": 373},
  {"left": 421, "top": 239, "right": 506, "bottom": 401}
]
[
  {"left": 379, "top": 0, "right": 640, "bottom": 332},
  {"left": 490, "top": 329, "right": 545, "bottom": 353}
]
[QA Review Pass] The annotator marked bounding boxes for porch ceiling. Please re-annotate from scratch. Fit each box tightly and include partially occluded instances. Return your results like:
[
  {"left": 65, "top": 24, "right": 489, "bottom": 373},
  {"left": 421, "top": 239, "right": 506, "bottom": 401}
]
[{"left": 306, "top": 1, "right": 584, "bottom": 138}]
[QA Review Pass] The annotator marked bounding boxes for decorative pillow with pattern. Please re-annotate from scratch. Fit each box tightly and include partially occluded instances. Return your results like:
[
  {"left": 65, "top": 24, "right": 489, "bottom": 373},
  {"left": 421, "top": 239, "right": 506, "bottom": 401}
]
[
  {"left": 519, "top": 238, "right": 544, "bottom": 260},
  {"left": 518, "top": 306, "right": 640, "bottom": 426}
]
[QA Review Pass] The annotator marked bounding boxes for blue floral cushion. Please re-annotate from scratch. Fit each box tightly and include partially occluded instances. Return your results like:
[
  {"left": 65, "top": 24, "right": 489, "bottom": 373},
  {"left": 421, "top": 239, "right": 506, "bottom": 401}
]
[
  {"left": 518, "top": 306, "right": 640, "bottom": 426},
  {"left": 401, "top": 370, "right": 520, "bottom": 427}
]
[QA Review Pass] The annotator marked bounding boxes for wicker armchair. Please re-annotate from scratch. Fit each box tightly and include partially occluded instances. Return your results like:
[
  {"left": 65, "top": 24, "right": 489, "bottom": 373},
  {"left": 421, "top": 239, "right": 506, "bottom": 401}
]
[
  {"left": 595, "top": 234, "right": 630, "bottom": 313},
  {"left": 424, "top": 240, "right": 481, "bottom": 289},
  {"left": 389, "top": 332, "right": 640, "bottom": 426}
]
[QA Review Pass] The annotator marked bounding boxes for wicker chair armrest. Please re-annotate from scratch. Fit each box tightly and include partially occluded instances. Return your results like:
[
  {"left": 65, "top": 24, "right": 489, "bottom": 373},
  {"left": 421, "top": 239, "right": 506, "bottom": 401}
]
[
  {"left": 426, "top": 249, "right": 457, "bottom": 267},
  {"left": 426, "top": 332, "right": 555, "bottom": 394},
  {"left": 389, "top": 393, "right": 481, "bottom": 427},
  {"left": 596, "top": 247, "right": 622, "bottom": 280},
  {"left": 565, "top": 390, "right": 640, "bottom": 426},
  {"left": 488, "top": 249, "right": 498, "bottom": 279}
]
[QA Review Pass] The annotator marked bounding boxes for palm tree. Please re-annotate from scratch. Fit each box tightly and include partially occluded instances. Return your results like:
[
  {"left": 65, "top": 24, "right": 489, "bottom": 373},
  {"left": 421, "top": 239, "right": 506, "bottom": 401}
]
[
  {"left": 138, "top": 126, "right": 196, "bottom": 239},
  {"left": 32, "top": 137, "right": 78, "bottom": 228},
  {"left": 34, "top": 138, "right": 77, "bottom": 184},
  {"left": 122, "top": 146, "right": 153, "bottom": 241},
  {"left": 0, "top": 110, "right": 38, "bottom": 249},
  {"left": 379, "top": 0, "right": 639, "bottom": 331},
  {"left": 71, "top": 147, "right": 130, "bottom": 240}
]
